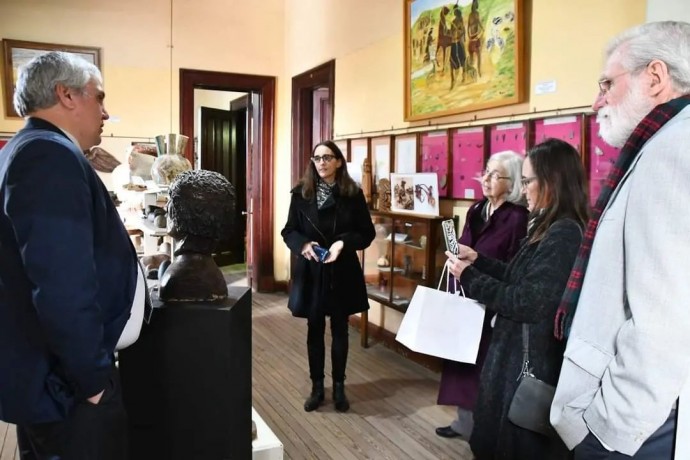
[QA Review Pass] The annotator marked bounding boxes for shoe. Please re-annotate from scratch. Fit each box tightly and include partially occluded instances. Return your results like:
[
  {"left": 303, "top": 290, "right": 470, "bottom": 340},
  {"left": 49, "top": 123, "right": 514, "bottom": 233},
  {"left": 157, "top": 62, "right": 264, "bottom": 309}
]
[
  {"left": 304, "top": 379, "right": 324, "bottom": 412},
  {"left": 333, "top": 381, "right": 350, "bottom": 412},
  {"left": 435, "top": 426, "right": 461, "bottom": 438}
]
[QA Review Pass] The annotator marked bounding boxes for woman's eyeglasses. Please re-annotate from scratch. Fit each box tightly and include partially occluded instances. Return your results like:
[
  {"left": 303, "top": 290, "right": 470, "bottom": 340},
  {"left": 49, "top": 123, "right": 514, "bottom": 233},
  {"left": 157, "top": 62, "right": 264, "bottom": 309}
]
[
  {"left": 520, "top": 176, "right": 537, "bottom": 188},
  {"left": 483, "top": 170, "right": 510, "bottom": 181},
  {"left": 312, "top": 154, "right": 336, "bottom": 163}
]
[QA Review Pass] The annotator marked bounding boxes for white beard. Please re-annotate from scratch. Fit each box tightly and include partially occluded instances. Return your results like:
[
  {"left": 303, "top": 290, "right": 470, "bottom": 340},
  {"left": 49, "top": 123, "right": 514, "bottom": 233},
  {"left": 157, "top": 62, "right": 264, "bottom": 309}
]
[{"left": 597, "top": 80, "right": 656, "bottom": 148}]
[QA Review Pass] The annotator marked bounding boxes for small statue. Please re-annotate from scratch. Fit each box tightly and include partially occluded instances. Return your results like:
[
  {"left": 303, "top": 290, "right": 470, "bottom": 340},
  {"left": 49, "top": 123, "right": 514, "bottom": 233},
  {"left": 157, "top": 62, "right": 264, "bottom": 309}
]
[
  {"left": 361, "top": 158, "right": 372, "bottom": 204},
  {"left": 378, "top": 178, "right": 391, "bottom": 212},
  {"left": 159, "top": 170, "right": 236, "bottom": 302}
]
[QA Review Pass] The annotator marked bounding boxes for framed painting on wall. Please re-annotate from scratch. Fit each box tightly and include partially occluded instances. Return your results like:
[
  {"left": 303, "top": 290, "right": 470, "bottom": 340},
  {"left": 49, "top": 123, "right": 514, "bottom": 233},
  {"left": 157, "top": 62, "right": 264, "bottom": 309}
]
[
  {"left": 2, "top": 39, "right": 102, "bottom": 118},
  {"left": 334, "top": 139, "right": 349, "bottom": 161},
  {"left": 533, "top": 115, "right": 583, "bottom": 154},
  {"left": 349, "top": 138, "right": 369, "bottom": 185},
  {"left": 394, "top": 134, "right": 418, "bottom": 173},
  {"left": 420, "top": 130, "right": 449, "bottom": 197},
  {"left": 451, "top": 126, "right": 485, "bottom": 200},
  {"left": 587, "top": 115, "right": 619, "bottom": 206},
  {"left": 390, "top": 172, "right": 440, "bottom": 216},
  {"left": 489, "top": 121, "right": 527, "bottom": 155},
  {"left": 371, "top": 136, "right": 392, "bottom": 187},
  {"left": 404, "top": 0, "right": 524, "bottom": 121}
]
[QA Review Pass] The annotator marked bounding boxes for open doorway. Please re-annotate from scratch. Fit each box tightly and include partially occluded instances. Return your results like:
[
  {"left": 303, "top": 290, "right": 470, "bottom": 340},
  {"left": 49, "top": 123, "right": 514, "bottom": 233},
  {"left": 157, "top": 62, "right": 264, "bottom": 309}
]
[
  {"left": 180, "top": 69, "right": 276, "bottom": 292},
  {"left": 194, "top": 89, "right": 248, "bottom": 275}
]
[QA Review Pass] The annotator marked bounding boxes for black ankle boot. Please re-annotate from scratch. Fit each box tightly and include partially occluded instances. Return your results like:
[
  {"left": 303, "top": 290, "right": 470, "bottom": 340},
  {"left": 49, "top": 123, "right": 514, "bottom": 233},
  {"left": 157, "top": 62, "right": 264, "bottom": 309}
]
[
  {"left": 304, "top": 379, "right": 324, "bottom": 412},
  {"left": 333, "top": 381, "right": 350, "bottom": 412}
]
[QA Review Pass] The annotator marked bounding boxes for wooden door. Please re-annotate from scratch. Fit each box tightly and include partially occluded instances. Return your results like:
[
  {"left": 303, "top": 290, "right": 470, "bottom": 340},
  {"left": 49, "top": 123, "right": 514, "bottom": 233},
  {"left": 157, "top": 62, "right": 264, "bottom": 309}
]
[{"left": 200, "top": 106, "right": 247, "bottom": 266}]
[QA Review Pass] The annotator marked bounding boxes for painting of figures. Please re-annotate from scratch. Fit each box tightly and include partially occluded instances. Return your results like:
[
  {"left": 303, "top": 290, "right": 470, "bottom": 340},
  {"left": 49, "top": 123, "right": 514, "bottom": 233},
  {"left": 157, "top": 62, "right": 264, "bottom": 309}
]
[{"left": 404, "top": 0, "right": 524, "bottom": 121}]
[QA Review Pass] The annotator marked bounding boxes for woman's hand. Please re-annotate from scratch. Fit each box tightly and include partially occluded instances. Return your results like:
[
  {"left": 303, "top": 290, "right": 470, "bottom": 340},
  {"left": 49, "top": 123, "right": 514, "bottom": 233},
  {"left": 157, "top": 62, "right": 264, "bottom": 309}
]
[
  {"left": 323, "top": 241, "right": 344, "bottom": 264},
  {"left": 445, "top": 250, "right": 472, "bottom": 278},
  {"left": 301, "top": 241, "right": 319, "bottom": 261},
  {"left": 457, "top": 244, "right": 478, "bottom": 263}
]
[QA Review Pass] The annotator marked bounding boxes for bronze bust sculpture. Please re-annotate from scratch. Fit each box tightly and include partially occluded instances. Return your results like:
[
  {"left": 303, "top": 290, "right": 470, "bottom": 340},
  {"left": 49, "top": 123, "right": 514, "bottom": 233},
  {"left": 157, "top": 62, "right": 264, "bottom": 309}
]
[{"left": 159, "top": 170, "right": 236, "bottom": 302}]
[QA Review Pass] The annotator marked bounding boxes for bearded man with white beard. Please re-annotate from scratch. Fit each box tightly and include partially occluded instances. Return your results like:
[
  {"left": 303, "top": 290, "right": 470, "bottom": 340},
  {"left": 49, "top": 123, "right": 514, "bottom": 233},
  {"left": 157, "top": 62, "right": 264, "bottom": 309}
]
[{"left": 549, "top": 21, "right": 690, "bottom": 460}]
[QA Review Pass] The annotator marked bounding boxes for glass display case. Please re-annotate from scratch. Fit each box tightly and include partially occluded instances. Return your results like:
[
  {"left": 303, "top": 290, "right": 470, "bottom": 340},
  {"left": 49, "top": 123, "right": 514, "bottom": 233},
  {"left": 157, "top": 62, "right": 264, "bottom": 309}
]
[{"left": 361, "top": 211, "right": 448, "bottom": 314}]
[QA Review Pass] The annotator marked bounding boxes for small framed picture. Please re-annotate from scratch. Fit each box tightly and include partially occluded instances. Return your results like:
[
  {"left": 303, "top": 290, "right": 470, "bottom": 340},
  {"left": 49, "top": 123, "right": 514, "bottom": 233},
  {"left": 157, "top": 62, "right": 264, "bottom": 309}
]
[
  {"left": 489, "top": 121, "right": 528, "bottom": 156},
  {"left": 390, "top": 172, "right": 439, "bottom": 216},
  {"left": 533, "top": 115, "right": 583, "bottom": 154},
  {"left": 451, "top": 127, "right": 485, "bottom": 200},
  {"left": 394, "top": 134, "right": 418, "bottom": 173},
  {"left": 371, "top": 136, "right": 392, "bottom": 186},
  {"left": 334, "top": 139, "right": 349, "bottom": 161},
  {"left": 420, "top": 130, "right": 449, "bottom": 197}
]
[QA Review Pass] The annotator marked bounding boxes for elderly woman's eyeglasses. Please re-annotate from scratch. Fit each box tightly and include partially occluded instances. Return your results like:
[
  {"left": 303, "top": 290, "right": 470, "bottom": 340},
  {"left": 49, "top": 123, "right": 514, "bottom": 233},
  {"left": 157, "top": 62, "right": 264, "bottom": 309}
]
[
  {"left": 520, "top": 176, "right": 537, "bottom": 188},
  {"left": 483, "top": 170, "right": 510, "bottom": 181},
  {"left": 312, "top": 154, "right": 336, "bottom": 163}
]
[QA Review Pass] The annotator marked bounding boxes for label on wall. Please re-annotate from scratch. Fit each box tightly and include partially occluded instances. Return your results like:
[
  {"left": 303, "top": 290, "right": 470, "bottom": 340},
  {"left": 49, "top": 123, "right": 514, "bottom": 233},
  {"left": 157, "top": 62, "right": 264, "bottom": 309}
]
[{"left": 534, "top": 80, "right": 557, "bottom": 95}]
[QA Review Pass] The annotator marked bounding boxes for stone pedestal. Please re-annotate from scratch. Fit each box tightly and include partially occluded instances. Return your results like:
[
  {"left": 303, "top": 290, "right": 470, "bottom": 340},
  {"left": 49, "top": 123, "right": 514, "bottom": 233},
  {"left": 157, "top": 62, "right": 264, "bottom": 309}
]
[{"left": 119, "top": 286, "right": 251, "bottom": 460}]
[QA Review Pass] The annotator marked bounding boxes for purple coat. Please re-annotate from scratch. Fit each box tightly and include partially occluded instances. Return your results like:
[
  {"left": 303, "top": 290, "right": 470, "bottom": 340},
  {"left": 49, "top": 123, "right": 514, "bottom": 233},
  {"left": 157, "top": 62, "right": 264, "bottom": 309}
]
[{"left": 437, "top": 199, "right": 528, "bottom": 408}]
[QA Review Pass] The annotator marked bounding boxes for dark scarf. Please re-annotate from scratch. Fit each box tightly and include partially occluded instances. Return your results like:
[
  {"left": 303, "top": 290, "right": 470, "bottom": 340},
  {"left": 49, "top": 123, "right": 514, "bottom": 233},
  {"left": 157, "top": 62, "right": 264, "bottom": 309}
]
[
  {"left": 554, "top": 95, "right": 690, "bottom": 340},
  {"left": 316, "top": 179, "right": 336, "bottom": 209}
]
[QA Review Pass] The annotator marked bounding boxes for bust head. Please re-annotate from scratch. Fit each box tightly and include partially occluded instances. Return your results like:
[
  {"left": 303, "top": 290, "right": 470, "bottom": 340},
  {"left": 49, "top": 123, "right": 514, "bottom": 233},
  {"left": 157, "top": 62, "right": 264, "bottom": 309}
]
[{"left": 159, "top": 170, "right": 236, "bottom": 302}]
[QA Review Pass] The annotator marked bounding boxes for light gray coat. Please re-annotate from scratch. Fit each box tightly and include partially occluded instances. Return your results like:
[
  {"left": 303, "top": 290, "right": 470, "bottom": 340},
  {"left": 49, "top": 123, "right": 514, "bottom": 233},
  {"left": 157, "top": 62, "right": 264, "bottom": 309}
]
[{"left": 550, "top": 106, "right": 690, "bottom": 456}]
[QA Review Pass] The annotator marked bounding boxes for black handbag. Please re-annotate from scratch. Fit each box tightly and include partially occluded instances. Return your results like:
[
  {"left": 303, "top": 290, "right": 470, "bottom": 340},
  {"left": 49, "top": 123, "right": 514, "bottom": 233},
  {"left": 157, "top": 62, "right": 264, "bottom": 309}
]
[{"left": 507, "top": 324, "right": 557, "bottom": 437}]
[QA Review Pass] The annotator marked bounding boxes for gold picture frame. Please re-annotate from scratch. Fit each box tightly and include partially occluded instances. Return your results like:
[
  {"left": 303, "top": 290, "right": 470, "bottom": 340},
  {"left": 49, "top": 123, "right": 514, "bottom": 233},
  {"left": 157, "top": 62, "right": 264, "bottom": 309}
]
[
  {"left": 2, "top": 39, "right": 102, "bottom": 118},
  {"left": 404, "top": 0, "right": 524, "bottom": 121}
]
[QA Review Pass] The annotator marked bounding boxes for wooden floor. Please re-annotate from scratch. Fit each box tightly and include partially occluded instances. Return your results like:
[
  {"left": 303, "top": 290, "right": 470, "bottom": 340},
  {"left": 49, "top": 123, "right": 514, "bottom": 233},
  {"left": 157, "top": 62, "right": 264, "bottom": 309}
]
[{"left": 0, "top": 288, "right": 474, "bottom": 460}]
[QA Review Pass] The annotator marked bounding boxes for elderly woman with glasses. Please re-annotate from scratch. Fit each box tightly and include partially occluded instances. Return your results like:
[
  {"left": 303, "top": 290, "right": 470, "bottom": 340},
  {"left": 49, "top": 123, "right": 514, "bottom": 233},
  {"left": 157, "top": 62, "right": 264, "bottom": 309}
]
[
  {"left": 446, "top": 138, "right": 590, "bottom": 460},
  {"left": 436, "top": 151, "right": 528, "bottom": 440},
  {"left": 281, "top": 140, "right": 375, "bottom": 413}
]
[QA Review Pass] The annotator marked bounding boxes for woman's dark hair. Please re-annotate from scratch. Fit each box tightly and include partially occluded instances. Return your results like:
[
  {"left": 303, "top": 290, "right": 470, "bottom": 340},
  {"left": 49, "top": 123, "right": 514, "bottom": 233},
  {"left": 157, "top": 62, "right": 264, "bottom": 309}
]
[
  {"left": 527, "top": 138, "right": 589, "bottom": 243},
  {"left": 299, "top": 140, "right": 360, "bottom": 200}
]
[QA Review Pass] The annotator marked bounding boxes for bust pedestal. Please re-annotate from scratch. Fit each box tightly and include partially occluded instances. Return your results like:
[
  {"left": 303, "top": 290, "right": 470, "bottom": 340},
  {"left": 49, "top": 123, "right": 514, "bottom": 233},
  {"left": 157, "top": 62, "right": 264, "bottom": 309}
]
[{"left": 119, "top": 286, "right": 251, "bottom": 460}]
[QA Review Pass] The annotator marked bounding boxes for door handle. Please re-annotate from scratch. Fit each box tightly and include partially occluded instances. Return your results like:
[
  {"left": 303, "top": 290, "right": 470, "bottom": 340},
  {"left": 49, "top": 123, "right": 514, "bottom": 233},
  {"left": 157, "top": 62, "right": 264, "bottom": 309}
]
[{"left": 242, "top": 211, "right": 252, "bottom": 216}]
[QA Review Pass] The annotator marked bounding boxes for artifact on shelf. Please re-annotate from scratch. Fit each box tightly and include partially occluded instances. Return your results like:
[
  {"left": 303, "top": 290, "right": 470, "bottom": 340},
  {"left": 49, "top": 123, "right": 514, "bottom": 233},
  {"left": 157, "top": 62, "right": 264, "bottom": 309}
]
[
  {"left": 377, "top": 178, "right": 391, "bottom": 211},
  {"left": 361, "top": 157, "right": 372, "bottom": 204},
  {"left": 151, "top": 133, "right": 193, "bottom": 186},
  {"left": 377, "top": 254, "right": 390, "bottom": 267},
  {"left": 159, "top": 170, "right": 236, "bottom": 302}
]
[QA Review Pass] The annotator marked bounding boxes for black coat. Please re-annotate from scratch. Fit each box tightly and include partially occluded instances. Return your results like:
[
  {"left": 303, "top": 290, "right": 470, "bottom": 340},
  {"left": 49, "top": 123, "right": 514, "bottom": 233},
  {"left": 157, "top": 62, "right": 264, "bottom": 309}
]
[
  {"left": 281, "top": 185, "right": 375, "bottom": 318},
  {"left": 460, "top": 218, "right": 582, "bottom": 460}
]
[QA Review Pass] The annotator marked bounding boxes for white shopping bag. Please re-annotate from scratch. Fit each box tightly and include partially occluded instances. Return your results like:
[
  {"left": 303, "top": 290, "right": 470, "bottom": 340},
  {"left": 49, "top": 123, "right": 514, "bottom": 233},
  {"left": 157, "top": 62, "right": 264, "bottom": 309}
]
[{"left": 395, "top": 265, "right": 485, "bottom": 363}]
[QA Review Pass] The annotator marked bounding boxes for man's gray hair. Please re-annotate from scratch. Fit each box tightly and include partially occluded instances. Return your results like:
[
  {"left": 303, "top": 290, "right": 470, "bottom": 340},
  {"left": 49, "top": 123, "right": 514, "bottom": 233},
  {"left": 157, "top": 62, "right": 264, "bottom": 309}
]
[
  {"left": 606, "top": 21, "right": 690, "bottom": 93},
  {"left": 489, "top": 150, "right": 524, "bottom": 204},
  {"left": 13, "top": 51, "right": 102, "bottom": 117}
]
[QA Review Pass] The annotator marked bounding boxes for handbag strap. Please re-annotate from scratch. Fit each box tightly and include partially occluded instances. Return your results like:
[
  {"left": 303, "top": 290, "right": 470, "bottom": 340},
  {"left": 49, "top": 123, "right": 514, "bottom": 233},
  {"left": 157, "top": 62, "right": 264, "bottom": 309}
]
[
  {"left": 437, "top": 260, "right": 466, "bottom": 297},
  {"left": 519, "top": 323, "right": 532, "bottom": 379}
]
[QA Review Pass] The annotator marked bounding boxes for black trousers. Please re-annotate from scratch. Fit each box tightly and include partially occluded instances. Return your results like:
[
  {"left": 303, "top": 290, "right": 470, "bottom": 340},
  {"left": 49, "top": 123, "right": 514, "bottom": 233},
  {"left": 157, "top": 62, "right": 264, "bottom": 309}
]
[
  {"left": 307, "top": 310, "right": 349, "bottom": 382},
  {"left": 17, "top": 366, "right": 127, "bottom": 460}
]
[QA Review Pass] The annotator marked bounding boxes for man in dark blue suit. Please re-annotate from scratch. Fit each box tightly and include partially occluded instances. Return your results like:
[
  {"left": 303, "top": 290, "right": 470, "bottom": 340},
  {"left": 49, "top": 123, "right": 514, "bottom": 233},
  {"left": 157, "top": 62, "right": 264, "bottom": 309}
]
[{"left": 0, "top": 51, "right": 140, "bottom": 459}]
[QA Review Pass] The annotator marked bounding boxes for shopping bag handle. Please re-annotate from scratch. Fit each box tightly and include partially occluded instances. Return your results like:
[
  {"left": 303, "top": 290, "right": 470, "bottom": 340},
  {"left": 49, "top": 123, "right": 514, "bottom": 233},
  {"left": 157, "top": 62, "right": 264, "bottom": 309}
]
[{"left": 437, "top": 260, "right": 466, "bottom": 297}]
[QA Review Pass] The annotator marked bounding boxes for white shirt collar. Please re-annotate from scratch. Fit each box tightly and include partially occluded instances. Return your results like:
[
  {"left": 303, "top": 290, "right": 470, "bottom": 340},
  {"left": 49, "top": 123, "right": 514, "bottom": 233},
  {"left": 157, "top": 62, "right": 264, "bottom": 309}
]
[{"left": 58, "top": 128, "right": 82, "bottom": 151}]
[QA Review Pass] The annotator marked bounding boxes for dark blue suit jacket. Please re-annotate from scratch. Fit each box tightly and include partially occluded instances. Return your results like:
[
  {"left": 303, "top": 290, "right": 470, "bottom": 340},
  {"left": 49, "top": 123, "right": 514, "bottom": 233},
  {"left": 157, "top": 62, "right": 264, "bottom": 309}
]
[{"left": 0, "top": 117, "right": 137, "bottom": 424}]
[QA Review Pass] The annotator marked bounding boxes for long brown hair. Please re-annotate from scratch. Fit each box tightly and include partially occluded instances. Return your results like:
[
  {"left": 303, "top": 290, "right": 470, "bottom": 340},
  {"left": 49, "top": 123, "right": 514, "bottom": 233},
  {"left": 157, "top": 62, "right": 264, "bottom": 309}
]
[
  {"left": 299, "top": 140, "right": 360, "bottom": 200},
  {"left": 527, "top": 138, "right": 589, "bottom": 243}
]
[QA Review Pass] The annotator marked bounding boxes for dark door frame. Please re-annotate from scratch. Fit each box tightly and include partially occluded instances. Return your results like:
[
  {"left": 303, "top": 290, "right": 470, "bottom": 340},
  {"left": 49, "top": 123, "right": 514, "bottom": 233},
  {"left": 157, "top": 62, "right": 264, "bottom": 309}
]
[
  {"left": 291, "top": 60, "right": 335, "bottom": 185},
  {"left": 180, "top": 68, "right": 276, "bottom": 292}
]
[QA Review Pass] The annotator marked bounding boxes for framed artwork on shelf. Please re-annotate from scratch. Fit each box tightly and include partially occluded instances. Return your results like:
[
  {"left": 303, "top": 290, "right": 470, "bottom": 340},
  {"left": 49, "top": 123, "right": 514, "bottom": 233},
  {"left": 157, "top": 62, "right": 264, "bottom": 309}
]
[
  {"left": 420, "top": 130, "right": 449, "bottom": 197},
  {"left": 2, "top": 39, "right": 102, "bottom": 118},
  {"left": 533, "top": 115, "right": 583, "bottom": 154},
  {"left": 394, "top": 134, "right": 418, "bottom": 173},
  {"left": 451, "top": 126, "right": 485, "bottom": 200},
  {"left": 371, "top": 136, "right": 392, "bottom": 187},
  {"left": 334, "top": 139, "right": 349, "bottom": 161},
  {"left": 348, "top": 138, "right": 369, "bottom": 185},
  {"left": 404, "top": 0, "right": 524, "bottom": 121},
  {"left": 489, "top": 121, "right": 528, "bottom": 155},
  {"left": 587, "top": 115, "right": 619, "bottom": 206},
  {"left": 390, "top": 172, "right": 440, "bottom": 216}
]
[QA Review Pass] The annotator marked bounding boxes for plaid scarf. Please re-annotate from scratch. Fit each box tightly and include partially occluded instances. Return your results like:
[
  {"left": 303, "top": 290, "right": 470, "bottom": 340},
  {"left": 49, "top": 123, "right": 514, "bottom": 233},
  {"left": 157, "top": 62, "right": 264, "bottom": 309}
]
[{"left": 554, "top": 95, "right": 690, "bottom": 340}]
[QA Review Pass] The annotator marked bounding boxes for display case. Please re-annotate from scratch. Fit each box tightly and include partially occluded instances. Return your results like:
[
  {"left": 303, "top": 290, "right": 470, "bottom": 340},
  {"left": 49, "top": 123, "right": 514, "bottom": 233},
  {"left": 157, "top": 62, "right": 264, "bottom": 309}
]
[{"left": 361, "top": 210, "right": 447, "bottom": 307}]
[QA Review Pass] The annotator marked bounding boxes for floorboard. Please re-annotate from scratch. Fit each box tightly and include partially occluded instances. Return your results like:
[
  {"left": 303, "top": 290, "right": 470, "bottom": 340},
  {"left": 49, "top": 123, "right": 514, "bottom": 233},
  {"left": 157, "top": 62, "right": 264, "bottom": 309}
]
[{"left": 0, "top": 287, "right": 473, "bottom": 459}]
